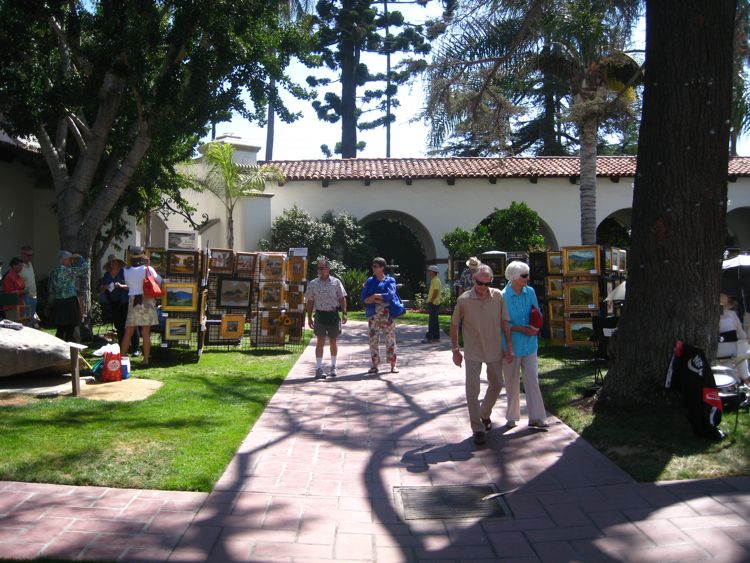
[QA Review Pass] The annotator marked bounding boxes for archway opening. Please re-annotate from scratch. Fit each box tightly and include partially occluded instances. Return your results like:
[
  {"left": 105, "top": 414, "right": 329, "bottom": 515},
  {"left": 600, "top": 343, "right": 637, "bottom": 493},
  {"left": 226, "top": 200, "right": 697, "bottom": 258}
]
[
  {"left": 597, "top": 209, "right": 632, "bottom": 248},
  {"left": 362, "top": 219, "right": 426, "bottom": 301}
]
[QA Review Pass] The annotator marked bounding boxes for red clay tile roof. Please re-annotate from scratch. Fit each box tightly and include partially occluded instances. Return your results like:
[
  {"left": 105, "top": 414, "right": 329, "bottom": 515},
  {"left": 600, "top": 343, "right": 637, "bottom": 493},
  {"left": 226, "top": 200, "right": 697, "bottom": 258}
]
[{"left": 251, "top": 155, "right": 750, "bottom": 182}]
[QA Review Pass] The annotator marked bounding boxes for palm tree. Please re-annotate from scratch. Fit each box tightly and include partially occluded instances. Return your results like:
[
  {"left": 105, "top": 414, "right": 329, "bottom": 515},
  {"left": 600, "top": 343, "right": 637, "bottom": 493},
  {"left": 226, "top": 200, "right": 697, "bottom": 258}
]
[
  {"left": 184, "top": 142, "right": 285, "bottom": 249},
  {"left": 424, "top": 0, "right": 641, "bottom": 244}
]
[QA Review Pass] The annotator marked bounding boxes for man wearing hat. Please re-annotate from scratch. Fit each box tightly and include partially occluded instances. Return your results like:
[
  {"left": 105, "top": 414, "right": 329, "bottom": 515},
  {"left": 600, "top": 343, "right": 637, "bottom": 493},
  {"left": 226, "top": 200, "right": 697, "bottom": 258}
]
[
  {"left": 456, "top": 257, "right": 481, "bottom": 297},
  {"left": 424, "top": 265, "right": 442, "bottom": 342}
]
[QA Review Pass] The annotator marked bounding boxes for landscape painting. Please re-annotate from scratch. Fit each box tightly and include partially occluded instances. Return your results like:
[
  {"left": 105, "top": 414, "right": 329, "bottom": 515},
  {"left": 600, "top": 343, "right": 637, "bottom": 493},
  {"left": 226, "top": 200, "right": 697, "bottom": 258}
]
[
  {"left": 235, "top": 252, "right": 257, "bottom": 278},
  {"left": 217, "top": 278, "right": 253, "bottom": 309},
  {"left": 562, "top": 245, "right": 600, "bottom": 275},
  {"left": 565, "top": 319, "right": 594, "bottom": 346},
  {"left": 564, "top": 282, "right": 599, "bottom": 312},
  {"left": 162, "top": 282, "right": 198, "bottom": 312},
  {"left": 165, "top": 318, "right": 191, "bottom": 340},
  {"left": 167, "top": 250, "right": 200, "bottom": 277},
  {"left": 546, "top": 251, "right": 562, "bottom": 275}
]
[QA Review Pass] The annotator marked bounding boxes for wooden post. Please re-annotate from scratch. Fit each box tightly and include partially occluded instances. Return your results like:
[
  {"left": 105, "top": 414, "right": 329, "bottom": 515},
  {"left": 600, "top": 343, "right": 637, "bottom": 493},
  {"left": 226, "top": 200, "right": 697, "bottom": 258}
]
[{"left": 68, "top": 342, "right": 88, "bottom": 397}]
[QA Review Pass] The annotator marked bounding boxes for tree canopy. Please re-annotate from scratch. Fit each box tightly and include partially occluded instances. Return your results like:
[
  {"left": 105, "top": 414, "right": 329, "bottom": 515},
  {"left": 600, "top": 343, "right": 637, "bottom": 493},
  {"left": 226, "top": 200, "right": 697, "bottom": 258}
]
[{"left": 0, "top": 1, "right": 309, "bottom": 258}]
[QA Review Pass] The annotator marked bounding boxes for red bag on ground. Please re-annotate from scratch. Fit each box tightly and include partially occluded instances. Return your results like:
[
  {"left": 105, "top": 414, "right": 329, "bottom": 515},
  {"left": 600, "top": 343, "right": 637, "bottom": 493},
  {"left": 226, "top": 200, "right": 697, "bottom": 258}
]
[
  {"left": 529, "top": 304, "right": 544, "bottom": 329},
  {"left": 101, "top": 351, "right": 122, "bottom": 382}
]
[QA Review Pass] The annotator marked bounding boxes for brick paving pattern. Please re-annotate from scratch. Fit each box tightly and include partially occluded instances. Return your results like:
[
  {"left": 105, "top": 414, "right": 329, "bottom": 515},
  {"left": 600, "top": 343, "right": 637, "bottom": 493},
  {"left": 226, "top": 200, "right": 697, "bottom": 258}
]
[{"left": 1, "top": 321, "right": 749, "bottom": 561}]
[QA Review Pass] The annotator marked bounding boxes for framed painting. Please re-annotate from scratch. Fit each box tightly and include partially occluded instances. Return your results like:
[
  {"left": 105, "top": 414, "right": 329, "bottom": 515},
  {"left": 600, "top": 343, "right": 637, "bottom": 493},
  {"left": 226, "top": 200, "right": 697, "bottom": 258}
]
[
  {"left": 287, "top": 284, "right": 305, "bottom": 312},
  {"left": 166, "top": 229, "right": 200, "bottom": 251},
  {"left": 547, "top": 300, "right": 565, "bottom": 323},
  {"left": 217, "top": 277, "right": 253, "bottom": 309},
  {"left": 565, "top": 318, "right": 594, "bottom": 346},
  {"left": 545, "top": 276, "right": 564, "bottom": 299},
  {"left": 618, "top": 249, "right": 627, "bottom": 273},
  {"left": 259, "top": 253, "right": 286, "bottom": 281},
  {"left": 209, "top": 248, "right": 234, "bottom": 275},
  {"left": 604, "top": 247, "right": 614, "bottom": 272},
  {"left": 219, "top": 314, "right": 245, "bottom": 339},
  {"left": 287, "top": 256, "right": 308, "bottom": 283},
  {"left": 165, "top": 318, "right": 191, "bottom": 341},
  {"left": 564, "top": 281, "right": 599, "bottom": 312},
  {"left": 259, "top": 281, "right": 285, "bottom": 309},
  {"left": 146, "top": 247, "right": 167, "bottom": 276},
  {"left": 167, "top": 250, "right": 200, "bottom": 277},
  {"left": 546, "top": 251, "right": 562, "bottom": 275},
  {"left": 562, "top": 245, "right": 601, "bottom": 276},
  {"left": 549, "top": 323, "right": 565, "bottom": 345},
  {"left": 479, "top": 253, "right": 506, "bottom": 279},
  {"left": 162, "top": 281, "right": 199, "bottom": 312},
  {"left": 235, "top": 252, "right": 257, "bottom": 279}
]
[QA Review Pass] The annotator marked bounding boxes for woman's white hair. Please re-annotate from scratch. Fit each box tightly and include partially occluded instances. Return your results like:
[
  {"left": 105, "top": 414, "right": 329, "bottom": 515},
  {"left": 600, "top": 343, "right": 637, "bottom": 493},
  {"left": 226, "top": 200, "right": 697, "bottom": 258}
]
[{"left": 505, "top": 260, "right": 530, "bottom": 281}]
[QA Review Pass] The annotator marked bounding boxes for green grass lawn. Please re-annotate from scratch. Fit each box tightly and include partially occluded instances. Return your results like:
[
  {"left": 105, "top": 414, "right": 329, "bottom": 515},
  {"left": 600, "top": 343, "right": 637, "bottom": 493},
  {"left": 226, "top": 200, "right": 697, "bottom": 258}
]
[{"left": 0, "top": 342, "right": 308, "bottom": 492}]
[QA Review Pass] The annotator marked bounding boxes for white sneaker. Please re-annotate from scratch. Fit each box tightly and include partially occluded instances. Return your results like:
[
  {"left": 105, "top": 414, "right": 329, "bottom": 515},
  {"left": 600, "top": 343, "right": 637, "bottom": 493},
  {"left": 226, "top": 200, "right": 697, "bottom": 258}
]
[
  {"left": 329, "top": 366, "right": 337, "bottom": 377},
  {"left": 529, "top": 419, "right": 549, "bottom": 428},
  {"left": 315, "top": 367, "right": 326, "bottom": 379}
]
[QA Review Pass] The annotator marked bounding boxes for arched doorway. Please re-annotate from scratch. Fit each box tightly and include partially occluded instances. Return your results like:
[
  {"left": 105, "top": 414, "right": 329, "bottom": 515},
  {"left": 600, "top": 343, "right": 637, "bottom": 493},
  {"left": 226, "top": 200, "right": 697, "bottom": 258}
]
[
  {"left": 597, "top": 209, "right": 632, "bottom": 247},
  {"left": 727, "top": 207, "right": 750, "bottom": 248}
]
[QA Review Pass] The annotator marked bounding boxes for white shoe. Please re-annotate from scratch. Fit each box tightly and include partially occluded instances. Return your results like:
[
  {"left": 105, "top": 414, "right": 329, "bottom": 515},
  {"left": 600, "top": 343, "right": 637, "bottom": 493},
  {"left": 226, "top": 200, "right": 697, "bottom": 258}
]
[
  {"left": 329, "top": 366, "right": 337, "bottom": 377},
  {"left": 529, "top": 419, "right": 549, "bottom": 428}
]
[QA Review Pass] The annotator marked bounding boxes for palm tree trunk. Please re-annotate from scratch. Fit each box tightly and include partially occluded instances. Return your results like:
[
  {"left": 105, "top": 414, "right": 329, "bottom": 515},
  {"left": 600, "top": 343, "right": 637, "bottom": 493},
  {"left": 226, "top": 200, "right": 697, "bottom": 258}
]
[
  {"left": 579, "top": 115, "right": 598, "bottom": 245},
  {"left": 227, "top": 209, "right": 235, "bottom": 250}
]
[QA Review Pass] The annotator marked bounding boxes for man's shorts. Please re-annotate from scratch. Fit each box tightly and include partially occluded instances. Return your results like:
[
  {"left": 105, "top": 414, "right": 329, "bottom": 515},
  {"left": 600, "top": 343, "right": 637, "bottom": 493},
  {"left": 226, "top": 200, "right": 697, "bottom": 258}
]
[{"left": 314, "top": 310, "right": 341, "bottom": 338}]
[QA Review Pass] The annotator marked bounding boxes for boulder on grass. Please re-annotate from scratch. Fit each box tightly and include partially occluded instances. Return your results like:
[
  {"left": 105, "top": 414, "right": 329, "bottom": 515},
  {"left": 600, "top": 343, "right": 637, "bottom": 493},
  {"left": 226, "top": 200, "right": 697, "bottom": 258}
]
[{"left": 0, "top": 327, "right": 71, "bottom": 378}]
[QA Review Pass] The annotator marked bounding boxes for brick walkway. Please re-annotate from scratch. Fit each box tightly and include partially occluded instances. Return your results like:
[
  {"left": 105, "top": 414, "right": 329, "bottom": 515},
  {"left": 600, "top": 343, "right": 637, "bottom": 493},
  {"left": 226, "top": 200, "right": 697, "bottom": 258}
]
[{"left": 1, "top": 320, "right": 749, "bottom": 562}]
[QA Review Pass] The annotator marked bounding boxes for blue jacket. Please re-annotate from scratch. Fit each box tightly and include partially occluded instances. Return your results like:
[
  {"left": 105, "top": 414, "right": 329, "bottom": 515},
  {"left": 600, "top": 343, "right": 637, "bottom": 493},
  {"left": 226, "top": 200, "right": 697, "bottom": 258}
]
[{"left": 361, "top": 275, "right": 404, "bottom": 318}]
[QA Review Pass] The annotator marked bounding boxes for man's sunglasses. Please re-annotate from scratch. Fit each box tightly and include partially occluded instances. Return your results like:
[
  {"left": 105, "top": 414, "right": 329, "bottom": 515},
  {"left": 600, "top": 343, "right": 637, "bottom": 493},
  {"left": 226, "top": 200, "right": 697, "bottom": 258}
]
[{"left": 474, "top": 280, "right": 492, "bottom": 286}]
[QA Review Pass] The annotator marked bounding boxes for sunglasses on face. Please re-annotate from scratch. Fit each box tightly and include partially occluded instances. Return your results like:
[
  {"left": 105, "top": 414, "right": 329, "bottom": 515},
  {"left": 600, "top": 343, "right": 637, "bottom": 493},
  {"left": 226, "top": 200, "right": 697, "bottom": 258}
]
[
  {"left": 520, "top": 273, "right": 529, "bottom": 278},
  {"left": 474, "top": 280, "right": 492, "bottom": 286}
]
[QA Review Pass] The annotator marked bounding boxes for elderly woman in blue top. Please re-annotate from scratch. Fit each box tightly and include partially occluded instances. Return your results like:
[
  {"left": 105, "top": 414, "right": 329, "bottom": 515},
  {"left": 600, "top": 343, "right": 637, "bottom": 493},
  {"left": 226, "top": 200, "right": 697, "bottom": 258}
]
[
  {"left": 501, "top": 261, "right": 548, "bottom": 428},
  {"left": 49, "top": 250, "right": 89, "bottom": 342}
]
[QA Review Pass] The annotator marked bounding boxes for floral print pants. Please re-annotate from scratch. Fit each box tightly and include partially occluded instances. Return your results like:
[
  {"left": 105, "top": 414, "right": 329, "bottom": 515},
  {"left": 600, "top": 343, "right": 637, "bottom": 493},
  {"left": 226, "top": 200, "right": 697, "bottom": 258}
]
[{"left": 368, "top": 308, "right": 396, "bottom": 367}]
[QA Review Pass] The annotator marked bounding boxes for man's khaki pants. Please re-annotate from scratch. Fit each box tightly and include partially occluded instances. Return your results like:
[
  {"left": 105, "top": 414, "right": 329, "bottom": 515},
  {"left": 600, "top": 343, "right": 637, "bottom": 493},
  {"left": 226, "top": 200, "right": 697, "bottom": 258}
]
[{"left": 465, "top": 358, "right": 504, "bottom": 432}]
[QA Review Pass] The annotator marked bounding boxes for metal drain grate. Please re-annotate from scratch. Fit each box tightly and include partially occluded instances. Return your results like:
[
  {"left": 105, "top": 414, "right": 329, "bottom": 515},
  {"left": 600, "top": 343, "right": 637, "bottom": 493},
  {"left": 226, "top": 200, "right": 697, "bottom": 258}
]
[{"left": 394, "top": 484, "right": 512, "bottom": 520}]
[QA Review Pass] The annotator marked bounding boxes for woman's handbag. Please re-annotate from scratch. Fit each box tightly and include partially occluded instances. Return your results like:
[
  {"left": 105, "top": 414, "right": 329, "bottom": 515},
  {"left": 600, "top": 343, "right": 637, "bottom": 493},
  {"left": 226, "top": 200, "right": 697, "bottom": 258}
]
[
  {"left": 529, "top": 304, "right": 544, "bottom": 329},
  {"left": 143, "top": 270, "right": 162, "bottom": 299}
]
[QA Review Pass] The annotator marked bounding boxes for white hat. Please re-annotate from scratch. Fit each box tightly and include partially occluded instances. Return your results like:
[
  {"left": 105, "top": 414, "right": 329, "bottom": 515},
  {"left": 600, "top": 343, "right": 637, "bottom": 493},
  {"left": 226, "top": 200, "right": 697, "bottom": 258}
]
[
  {"left": 466, "top": 256, "right": 481, "bottom": 268},
  {"left": 428, "top": 265, "right": 439, "bottom": 273}
]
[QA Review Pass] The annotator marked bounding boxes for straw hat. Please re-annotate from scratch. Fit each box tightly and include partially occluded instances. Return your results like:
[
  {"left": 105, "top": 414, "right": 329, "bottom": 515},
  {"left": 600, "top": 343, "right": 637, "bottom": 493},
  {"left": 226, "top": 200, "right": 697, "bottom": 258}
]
[{"left": 466, "top": 256, "right": 481, "bottom": 269}]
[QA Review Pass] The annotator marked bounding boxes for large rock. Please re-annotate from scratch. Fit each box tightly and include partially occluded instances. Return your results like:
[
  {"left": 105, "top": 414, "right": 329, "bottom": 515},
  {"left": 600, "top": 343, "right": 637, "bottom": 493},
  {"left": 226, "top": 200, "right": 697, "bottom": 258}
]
[{"left": 0, "top": 327, "right": 72, "bottom": 377}]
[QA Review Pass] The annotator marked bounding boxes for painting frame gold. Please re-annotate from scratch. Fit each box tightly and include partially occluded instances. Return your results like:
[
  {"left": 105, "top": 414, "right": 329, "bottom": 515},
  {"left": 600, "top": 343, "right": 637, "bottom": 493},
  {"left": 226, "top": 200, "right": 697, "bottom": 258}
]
[
  {"left": 258, "top": 281, "right": 285, "bottom": 309},
  {"left": 546, "top": 251, "right": 562, "bottom": 275},
  {"left": 564, "top": 281, "right": 599, "bottom": 312},
  {"left": 287, "top": 256, "right": 308, "bottom": 283},
  {"left": 547, "top": 300, "right": 565, "bottom": 323},
  {"left": 162, "top": 281, "right": 199, "bottom": 312},
  {"left": 545, "top": 276, "right": 564, "bottom": 299},
  {"left": 562, "top": 245, "right": 601, "bottom": 276},
  {"left": 165, "top": 318, "right": 192, "bottom": 341},
  {"left": 549, "top": 322, "right": 565, "bottom": 345},
  {"left": 258, "top": 252, "right": 286, "bottom": 281},
  {"left": 219, "top": 314, "right": 246, "bottom": 339},
  {"left": 565, "top": 318, "right": 594, "bottom": 346}
]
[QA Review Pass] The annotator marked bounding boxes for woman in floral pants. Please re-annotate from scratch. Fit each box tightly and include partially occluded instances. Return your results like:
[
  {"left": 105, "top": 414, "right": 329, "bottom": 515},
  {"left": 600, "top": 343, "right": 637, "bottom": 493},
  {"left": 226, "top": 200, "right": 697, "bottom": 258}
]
[{"left": 361, "top": 257, "right": 402, "bottom": 375}]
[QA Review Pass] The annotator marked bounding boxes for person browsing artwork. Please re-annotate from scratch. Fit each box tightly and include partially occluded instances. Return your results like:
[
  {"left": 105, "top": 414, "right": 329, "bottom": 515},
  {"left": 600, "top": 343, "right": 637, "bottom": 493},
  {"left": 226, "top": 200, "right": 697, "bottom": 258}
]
[
  {"left": 501, "top": 261, "right": 549, "bottom": 429},
  {"left": 361, "top": 257, "right": 405, "bottom": 375},
  {"left": 2, "top": 257, "right": 26, "bottom": 322},
  {"left": 121, "top": 247, "right": 161, "bottom": 366},
  {"left": 305, "top": 257, "right": 347, "bottom": 379},
  {"left": 19, "top": 245, "right": 37, "bottom": 326},
  {"left": 450, "top": 263, "right": 513, "bottom": 445},
  {"left": 423, "top": 265, "right": 442, "bottom": 343},
  {"left": 455, "top": 256, "right": 481, "bottom": 297},
  {"left": 49, "top": 250, "right": 89, "bottom": 342}
]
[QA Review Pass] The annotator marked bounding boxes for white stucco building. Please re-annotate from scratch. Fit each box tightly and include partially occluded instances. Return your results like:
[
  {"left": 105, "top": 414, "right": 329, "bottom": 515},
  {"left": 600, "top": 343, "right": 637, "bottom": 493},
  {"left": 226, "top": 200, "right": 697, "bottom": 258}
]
[{"left": 2, "top": 133, "right": 750, "bottom": 280}]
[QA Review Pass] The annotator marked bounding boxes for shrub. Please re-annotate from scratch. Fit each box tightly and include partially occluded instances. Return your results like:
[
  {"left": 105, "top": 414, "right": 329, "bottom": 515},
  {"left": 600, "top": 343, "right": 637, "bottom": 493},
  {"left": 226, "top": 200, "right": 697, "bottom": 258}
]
[{"left": 339, "top": 268, "right": 369, "bottom": 311}]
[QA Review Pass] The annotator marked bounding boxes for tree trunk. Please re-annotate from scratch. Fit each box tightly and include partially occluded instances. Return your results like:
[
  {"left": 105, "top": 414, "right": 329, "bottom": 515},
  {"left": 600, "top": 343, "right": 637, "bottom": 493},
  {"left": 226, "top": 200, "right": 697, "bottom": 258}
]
[
  {"left": 227, "top": 208, "right": 235, "bottom": 250},
  {"left": 340, "top": 2, "right": 359, "bottom": 159},
  {"left": 579, "top": 115, "right": 598, "bottom": 245},
  {"left": 266, "top": 77, "right": 276, "bottom": 161},
  {"left": 599, "top": 0, "right": 736, "bottom": 410}
]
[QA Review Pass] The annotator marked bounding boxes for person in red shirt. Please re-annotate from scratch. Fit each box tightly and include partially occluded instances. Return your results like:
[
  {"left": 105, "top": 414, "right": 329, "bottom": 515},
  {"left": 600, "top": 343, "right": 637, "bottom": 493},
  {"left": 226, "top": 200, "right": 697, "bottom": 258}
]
[{"left": 2, "top": 256, "right": 26, "bottom": 321}]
